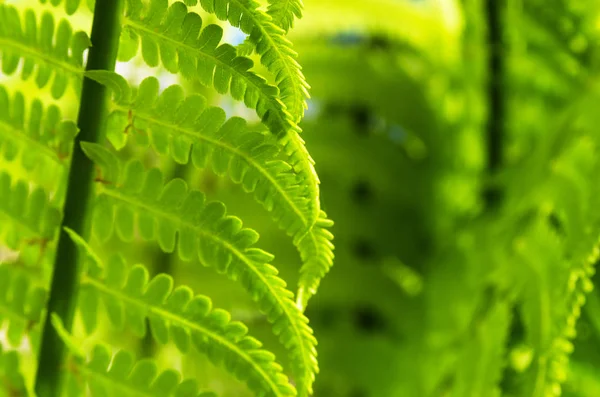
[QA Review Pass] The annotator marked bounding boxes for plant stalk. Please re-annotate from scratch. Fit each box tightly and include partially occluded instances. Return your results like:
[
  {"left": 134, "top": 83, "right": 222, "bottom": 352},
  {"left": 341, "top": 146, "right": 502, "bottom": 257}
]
[
  {"left": 34, "top": 1, "right": 123, "bottom": 396},
  {"left": 485, "top": 0, "right": 505, "bottom": 207}
]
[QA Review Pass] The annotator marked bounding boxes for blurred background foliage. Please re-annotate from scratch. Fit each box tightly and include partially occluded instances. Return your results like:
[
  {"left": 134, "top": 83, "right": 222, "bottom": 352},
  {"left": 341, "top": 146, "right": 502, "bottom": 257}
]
[{"left": 5, "top": 0, "right": 600, "bottom": 396}]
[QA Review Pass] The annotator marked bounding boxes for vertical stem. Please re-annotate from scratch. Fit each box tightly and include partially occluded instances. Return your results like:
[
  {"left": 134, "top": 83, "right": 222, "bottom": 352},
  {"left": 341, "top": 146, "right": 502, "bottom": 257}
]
[
  {"left": 34, "top": 2, "right": 123, "bottom": 396},
  {"left": 485, "top": 0, "right": 505, "bottom": 207}
]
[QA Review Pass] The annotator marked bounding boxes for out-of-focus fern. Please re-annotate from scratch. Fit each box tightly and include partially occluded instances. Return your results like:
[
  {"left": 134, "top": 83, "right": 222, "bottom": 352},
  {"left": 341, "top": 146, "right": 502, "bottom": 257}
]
[
  {"left": 277, "top": 1, "right": 600, "bottom": 396},
  {"left": 0, "top": 343, "right": 28, "bottom": 397}
]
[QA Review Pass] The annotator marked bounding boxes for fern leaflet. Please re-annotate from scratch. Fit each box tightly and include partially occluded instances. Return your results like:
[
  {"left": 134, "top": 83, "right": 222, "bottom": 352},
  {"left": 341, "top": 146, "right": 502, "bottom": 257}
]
[
  {"left": 82, "top": 144, "right": 318, "bottom": 396},
  {"left": 66, "top": 229, "right": 296, "bottom": 397},
  {"left": 0, "top": 266, "right": 46, "bottom": 348},
  {"left": 88, "top": 72, "right": 313, "bottom": 239},
  {"left": 50, "top": 314, "right": 218, "bottom": 397},
  {"left": 86, "top": 71, "right": 333, "bottom": 310},
  {"left": 117, "top": 0, "right": 321, "bottom": 229},
  {"left": 188, "top": 0, "right": 309, "bottom": 121},
  {"left": 0, "top": 343, "right": 28, "bottom": 397},
  {"left": 0, "top": 86, "right": 77, "bottom": 168},
  {"left": 0, "top": 5, "right": 89, "bottom": 99},
  {"left": 267, "top": 0, "right": 303, "bottom": 32},
  {"left": 0, "top": 172, "right": 61, "bottom": 251}
]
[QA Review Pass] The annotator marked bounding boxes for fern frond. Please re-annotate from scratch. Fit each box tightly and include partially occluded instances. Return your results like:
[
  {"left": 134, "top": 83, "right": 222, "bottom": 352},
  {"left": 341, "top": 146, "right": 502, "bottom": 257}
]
[
  {"left": 515, "top": 223, "right": 569, "bottom": 397},
  {"left": 50, "top": 315, "right": 217, "bottom": 397},
  {"left": 0, "top": 343, "right": 28, "bottom": 397},
  {"left": 65, "top": 231, "right": 296, "bottom": 397},
  {"left": 502, "top": 137, "right": 600, "bottom": 395},
  {"left": 119, "top": 0, "right": 283, "bottom": 130},
  {"left": 117, "top": 0, "right": 320, "bottom": 227},
  {"left": 0, "top": 85, "right": 77, "bottom": 177},
  {"left": 88, "top": 72, "right": 313, "bottom": 239},
  {"left": 0, "top": 172, "right": 61, "bottom": 251},
  {"left": 266, "top": 0, "right": 303, "bottom": 32},
  {"left": 188, "top": 0, "right": 309, "bottom": 121},
  {"left": 0, "top": 5, "right": 89, "bottom": 98},
  {"left": 296, "top": 212, "right": 334, "bottom": 309},
  {"left": 89, "top": 70, "right": 333, "bottom": 312},
  {"left": 82, "top": 144, "right": 318, "bottom": 396},
  {"left": 0, "top": 266, "right": 46, "bottom": 347}
]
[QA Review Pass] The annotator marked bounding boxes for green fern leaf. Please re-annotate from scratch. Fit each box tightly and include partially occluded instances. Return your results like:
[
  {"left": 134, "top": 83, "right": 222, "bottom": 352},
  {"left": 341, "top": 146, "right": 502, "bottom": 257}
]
[
  {"left": 296, "top": 213, "right": 334, "bottom": 309},
  {"left": 452, "top": 300, "right": 511, "bottom": 397},
  {"left": 0, "top": 266, "right": 47, "bottom": 347},
  {"left": 64, "top": 231, "right": 296, "bottom": 397},
  {"left": 117, "top": 0, "right": 321, "bottom": 228},
  {"left": 0, "top": 5, "right": 89, "bottom": 99},
  {"left": 50, "top": 314, "right": 217, "bottom": 397},
  {"left": 85, "top": 69, "right": 333, "bottom": 321},
  {"left": 0, "top": 343, "right": 28, "bottom": 397},
  {"left": 188, "top": 0, "right": 309, "bottom": 121},
  {"left": 89, "top": 69, "right": 333, "bottom": 313},
  {"left": 0, "top": 172, "right": 61, "bottom": 251},
  {"left": 266, "top": 0, "right": 303, "bottom": 32},
  {"left": 0, "top": 85, "right": 77, "bottom": 167},
  {"left": 89, "top": 71, "right": 319, "bottom": 253},
  {"left": 81, "top": 143, "right": 318, "bottom": 396},
  {"left": 119, "top": 0, "right": 282, "bottom": 124},
  {"left": 0, "top": 85, "right": 78, "bottom": 196}
]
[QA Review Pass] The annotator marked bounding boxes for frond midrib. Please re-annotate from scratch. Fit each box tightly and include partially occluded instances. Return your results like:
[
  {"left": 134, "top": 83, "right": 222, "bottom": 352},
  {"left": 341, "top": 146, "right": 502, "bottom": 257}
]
[
  {"left": 122, "top": 17, "right": 292, "bottom": 136},
  {"left": 81, "top": 275, "right": 287, "bottom": 397},
  {"left": 112, "top": 103, "right": 310, "bottom": 229},
  {"left": 0, "top": 37, "right": 83, "bottom": 76},
  {"left": 98, "top": 185, "right": 312, "bottom": 391}
]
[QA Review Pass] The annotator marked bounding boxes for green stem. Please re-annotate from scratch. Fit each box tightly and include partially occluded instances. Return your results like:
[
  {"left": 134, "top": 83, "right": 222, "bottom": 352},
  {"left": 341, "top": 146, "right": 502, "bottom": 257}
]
[
  {"left": 484, "top": 0, "right": 505, "bottom": 208},
  {"left": 34, "top": 2, "right": 123, "bottom": 396}
]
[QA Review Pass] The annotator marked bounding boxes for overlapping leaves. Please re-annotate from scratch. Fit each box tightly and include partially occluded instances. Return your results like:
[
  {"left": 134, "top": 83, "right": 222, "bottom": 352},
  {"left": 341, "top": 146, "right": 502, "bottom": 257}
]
[
  {"left": 0, "top": 172, "right": 61, "bottom": 251},
  {"left": 66, "top": 229, "right": 295, "bottom": 397},
  {"left": 116, "top": 0, "right": 322, "bottom": 234},
  {"left": 0, "top": 343, "right": 28, "bottom": 397},
  {"left": 88, "top": 72, "right": 314, "bottom": 241},
  {"left": 52, "top": 314, "right": 217, "bottom": 397},
  {"left": 87, "top": 71, "right": 333, "bottom": 310},
  {"left": 82, "top": 143, "right": 318, "bottom": 396},
  {"left": 184, "top": 0, "right": 309, "bottom": 121}
]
